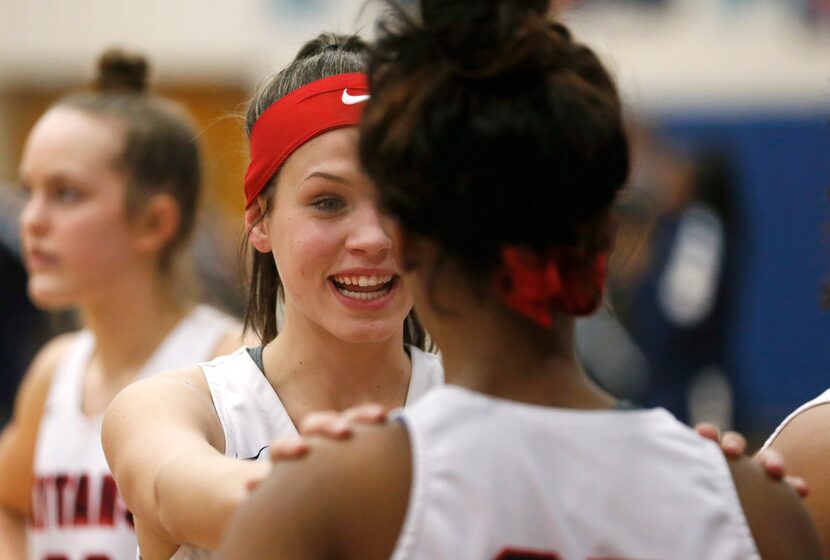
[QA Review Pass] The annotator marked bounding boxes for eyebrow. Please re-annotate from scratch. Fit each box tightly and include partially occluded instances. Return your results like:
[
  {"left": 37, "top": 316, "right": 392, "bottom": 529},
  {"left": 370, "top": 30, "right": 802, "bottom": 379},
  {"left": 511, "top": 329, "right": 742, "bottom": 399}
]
[
  {"left": 18, "top": 171, "right": 81, "bottom": 186},
  {"left": 301, "top": 171, "right": 351, "bottom": 186}
]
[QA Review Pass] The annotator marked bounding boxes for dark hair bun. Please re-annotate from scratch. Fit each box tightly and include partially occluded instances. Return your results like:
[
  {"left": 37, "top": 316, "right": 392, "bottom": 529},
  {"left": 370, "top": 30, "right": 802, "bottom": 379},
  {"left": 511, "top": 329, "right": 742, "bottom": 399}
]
[
  {"left": 420, "top": 0, "right": 551, "bottom": 73},
  {"left": 95, "top": 49, "right": 149, "bottom": 93}
]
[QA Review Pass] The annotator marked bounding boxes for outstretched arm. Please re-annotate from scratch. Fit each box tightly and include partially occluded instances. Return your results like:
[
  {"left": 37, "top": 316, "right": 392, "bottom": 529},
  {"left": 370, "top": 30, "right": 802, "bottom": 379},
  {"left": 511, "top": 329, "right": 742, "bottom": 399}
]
[
  {"left": 218, "top": 422, "right": 411, "bottom": 560},
  {"left": 102, "top": 368, "right": 269, "bottom": 554}
]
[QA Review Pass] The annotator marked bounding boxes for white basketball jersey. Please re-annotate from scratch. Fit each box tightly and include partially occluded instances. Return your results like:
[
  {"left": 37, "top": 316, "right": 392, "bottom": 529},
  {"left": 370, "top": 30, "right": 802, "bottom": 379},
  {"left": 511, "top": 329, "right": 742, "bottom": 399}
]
[
  {"left": 171, "top": 345, "right": 443, "bottom": 560},
  {"left": 762, "top": 388, "right": 830, "bottom": 451},
  {"left": 391, "top": 386, "right": 760, "bottom": 560},
  {"left": 29, "top": 305, "right": 238, "bottom": 560}
]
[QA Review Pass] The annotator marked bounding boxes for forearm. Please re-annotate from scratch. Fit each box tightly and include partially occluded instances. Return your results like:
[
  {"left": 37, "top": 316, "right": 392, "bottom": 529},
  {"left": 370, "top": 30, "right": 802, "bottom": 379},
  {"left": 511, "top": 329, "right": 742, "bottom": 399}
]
[
  {"left": 0, "top": 504, "right": 26, "bottom": 560},
  {"left": 153, "top": 453, "right": 269, "bottom": 550}
]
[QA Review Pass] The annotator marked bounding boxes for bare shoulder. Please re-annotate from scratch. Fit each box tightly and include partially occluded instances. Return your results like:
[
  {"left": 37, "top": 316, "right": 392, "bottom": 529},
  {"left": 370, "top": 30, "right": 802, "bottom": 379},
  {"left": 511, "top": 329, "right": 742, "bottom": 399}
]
[
  {"left": 729, "top": 456, "right": 822, "bottom": 559},
  {"left": 768, "top": 401, "right": 830, "bottom": 459},
  {"left": 219, "top": 422, "right": 412, "bottom": 560},
  {"left": 104, "top": 365, "right": 223, "bottom": 454},
  {"left": 156, "top": 364, "right": 213, "bottom": 393},
  {"left": 0, "top": 331, "right": 81, "bottom": 513},
  {"left": 5, "top": 331, "right": 83, "bottom": 428},
  {"left": 20, "top": 332, "right": 79, "bottom": 396},
  {"left": 767, "top": 402, "right": 830, "bottom": 553},
  {"left": 107, "top": 365, "right": 215, "bottom": 423}
]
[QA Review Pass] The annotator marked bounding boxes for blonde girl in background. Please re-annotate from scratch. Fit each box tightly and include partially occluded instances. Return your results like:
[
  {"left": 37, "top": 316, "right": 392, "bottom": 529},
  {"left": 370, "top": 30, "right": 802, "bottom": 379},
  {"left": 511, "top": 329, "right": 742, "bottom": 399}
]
[{"left": 0, "top": 50, "right": 242, "bottom": 560}]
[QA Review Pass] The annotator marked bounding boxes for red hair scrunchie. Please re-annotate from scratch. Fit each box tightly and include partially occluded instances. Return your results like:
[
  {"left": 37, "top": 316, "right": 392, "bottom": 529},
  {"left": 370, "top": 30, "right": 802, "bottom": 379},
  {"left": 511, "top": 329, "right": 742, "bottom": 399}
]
[{"left": 496, "top": 246, "right": 608, "bottom": 329}]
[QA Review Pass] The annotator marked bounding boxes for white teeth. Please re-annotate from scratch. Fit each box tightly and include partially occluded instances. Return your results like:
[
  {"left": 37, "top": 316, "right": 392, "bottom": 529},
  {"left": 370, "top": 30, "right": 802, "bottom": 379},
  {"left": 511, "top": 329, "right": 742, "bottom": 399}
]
[
  {"left": 333, "top": 274, "right": 393, "bottom": 287},
  {"left": 337, "top": 286, "right": 392, "bottom": 301}
]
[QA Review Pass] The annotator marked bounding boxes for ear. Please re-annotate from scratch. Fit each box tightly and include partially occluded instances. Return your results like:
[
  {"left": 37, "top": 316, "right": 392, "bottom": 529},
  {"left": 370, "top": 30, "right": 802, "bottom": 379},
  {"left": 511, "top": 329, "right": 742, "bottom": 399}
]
[
  {"left": 245, "top": 196, "right": 272, "bottom": 253},
  {"left": 131, "top": 193, "right": 180, "bottom": 257}
]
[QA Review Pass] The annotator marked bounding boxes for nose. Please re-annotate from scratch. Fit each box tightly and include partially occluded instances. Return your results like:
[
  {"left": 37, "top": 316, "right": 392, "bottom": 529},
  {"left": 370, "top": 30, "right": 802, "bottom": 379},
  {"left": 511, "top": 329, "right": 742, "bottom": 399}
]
[
  {"left": 20, "top": 191, "right": 50, "bottom": 238},
  {"left": 345, "top": 203, "right": 393, "bottom": 259}
]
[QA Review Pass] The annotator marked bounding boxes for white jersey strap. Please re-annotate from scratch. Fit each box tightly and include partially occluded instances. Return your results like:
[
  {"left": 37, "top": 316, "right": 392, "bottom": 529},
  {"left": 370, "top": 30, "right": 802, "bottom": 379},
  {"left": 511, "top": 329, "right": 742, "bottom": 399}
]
[
  {"left": 762, "top": 388, "right": 830, "bottom": 450},
  {"left": 44, "top": 331, "right": 94, "bottom": 412}
]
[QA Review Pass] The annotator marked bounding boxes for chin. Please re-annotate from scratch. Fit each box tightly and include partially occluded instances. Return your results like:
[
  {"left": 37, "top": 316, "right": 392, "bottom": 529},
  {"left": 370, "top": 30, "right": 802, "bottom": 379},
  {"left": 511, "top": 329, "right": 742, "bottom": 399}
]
[
  {"left": 330, "top": 320, "right": 403, "bottom": 346},
  {"left": 27, "top": 282, "right": 77, "bottom": 311}
]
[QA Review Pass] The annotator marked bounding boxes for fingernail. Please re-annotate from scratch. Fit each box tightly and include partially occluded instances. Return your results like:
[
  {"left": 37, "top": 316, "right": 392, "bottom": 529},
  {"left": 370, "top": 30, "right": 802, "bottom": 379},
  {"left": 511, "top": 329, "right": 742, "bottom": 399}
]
[{"left": 328, "top": 419, "right": 349, "bottom": 434}]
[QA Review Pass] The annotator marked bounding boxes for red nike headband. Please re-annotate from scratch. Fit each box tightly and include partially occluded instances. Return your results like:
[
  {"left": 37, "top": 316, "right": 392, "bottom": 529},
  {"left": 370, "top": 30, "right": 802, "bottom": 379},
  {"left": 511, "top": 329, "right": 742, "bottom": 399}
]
[{"left": 243, "top": 72, "right": 370, "bottom": 207}]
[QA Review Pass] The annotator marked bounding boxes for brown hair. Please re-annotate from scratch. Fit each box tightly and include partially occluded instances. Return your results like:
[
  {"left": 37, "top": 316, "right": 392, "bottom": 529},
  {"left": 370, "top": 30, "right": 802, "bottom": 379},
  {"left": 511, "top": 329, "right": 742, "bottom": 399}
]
[
  {"left": 360, "top": 1, "right": 628, "bottom": 293},
  {"left": 56, "top": 48, "right": 202, "bottom": 272},
  {"left": 243, "top": 32, "right": 429, "bottom": 348}
]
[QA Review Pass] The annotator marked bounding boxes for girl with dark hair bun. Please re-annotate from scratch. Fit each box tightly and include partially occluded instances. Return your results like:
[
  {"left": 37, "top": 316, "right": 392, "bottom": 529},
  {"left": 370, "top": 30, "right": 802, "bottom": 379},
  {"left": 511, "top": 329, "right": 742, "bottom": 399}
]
[
  {"left": 0, "top": 49, "right": 242, "bottom": 559},
  {"left": 218, "top": 3, "right": 821, "bottom": 559},
  {"left": 102, "top": 32, "right": 441, "bottom": 559}
]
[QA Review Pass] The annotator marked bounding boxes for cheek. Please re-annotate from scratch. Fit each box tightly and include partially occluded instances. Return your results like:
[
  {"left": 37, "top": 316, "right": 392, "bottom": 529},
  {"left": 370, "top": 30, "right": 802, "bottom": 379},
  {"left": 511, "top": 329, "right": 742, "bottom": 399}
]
[
  {"left": 274, "top": 218, "right": 340, "bottom": 292},
  {"left": 58, "top": 207, "right": 132, "bottom": 269}
]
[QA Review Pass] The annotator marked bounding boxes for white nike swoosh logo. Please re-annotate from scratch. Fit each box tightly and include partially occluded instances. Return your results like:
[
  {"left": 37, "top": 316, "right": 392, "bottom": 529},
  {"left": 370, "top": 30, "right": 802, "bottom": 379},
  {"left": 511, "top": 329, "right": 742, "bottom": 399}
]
[{"left": 341, "top": 89, "right": 370, "bottom": 105}]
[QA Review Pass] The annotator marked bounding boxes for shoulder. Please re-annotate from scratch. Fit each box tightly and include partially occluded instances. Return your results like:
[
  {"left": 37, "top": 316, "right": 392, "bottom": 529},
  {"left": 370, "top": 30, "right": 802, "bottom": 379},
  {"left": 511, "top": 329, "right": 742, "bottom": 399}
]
[
  {"left": 106, "top": 365, "right": 215, "bottom": 429},
  {"left": 766, "top": 402, "right": 830, "bottom": 552},
  {"left": 112, "top": 365, "right": 213, "bottom": 412},
  {"left": 220, "top": 422, "right": 412, "bottom": 559},
  {"left": 729, "top": 456, "right": 822, "bottom": 559},
  {"left": 768, "top": 400, "right": 830, "bottom": 455},
  {"left": 103, "top": 365, "right": 225, "bottom": 455},
  {"left": 15, "top": 331, "right": 81, "bottom": 413},
  {"left": 0, "top": 332, "right": 83, "bottom": 513}
]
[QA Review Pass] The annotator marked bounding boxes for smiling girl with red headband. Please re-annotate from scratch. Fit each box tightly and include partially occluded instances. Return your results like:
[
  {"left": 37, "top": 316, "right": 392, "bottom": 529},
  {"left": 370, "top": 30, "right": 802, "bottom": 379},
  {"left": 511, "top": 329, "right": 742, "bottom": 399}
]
[{"left": 101, "top": 33, "right": 441, "bottom": 559}]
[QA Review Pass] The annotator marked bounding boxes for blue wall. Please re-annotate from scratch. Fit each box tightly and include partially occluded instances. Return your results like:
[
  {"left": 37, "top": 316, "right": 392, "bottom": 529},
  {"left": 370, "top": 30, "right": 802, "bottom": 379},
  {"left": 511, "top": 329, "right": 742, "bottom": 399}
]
[{"left": 661, "top": 115, "right": 830, "bottom": 433}]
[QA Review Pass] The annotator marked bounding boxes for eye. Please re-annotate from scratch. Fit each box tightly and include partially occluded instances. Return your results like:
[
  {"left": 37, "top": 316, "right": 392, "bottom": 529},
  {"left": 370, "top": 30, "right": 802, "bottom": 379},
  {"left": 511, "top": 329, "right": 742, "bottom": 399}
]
[
  {"left": 54, "top": 185, "right": 82, "bottom": 203},
  {"left": 311, "top": 196, "right": 346, "bottom": 214}
]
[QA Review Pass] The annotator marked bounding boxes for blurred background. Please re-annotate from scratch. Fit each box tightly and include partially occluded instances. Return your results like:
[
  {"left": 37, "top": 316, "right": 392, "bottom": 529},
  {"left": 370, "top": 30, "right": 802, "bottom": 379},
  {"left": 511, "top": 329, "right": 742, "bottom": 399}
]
[{"left": 0, "top": 0, "right": 828, "bottom": 446}]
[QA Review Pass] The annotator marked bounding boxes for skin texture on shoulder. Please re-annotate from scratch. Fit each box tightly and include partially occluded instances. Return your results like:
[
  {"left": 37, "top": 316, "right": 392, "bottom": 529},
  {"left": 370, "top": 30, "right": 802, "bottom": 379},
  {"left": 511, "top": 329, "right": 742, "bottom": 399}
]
[
  {"left": 102, "top": 362, "right": 269, "bottom": 558},
  {"left": 216, "top": 422, "right": 412, "bottom": 560},
  {"left": 0, "top": 332, "right": 79, "bottom": 558},
  {"left": 729, "top": 454, "right": 823, "bottom": 559},
  {"left": 766, "top": 402, "right": 830, "bottom": 555}
]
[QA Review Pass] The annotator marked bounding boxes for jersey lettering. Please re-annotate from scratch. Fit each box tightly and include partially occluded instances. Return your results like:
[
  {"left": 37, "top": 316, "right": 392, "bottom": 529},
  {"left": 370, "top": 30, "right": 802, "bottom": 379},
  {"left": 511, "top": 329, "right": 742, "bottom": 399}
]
[{"left": 31, "top": 473, "right": 134, "bottom": 531}]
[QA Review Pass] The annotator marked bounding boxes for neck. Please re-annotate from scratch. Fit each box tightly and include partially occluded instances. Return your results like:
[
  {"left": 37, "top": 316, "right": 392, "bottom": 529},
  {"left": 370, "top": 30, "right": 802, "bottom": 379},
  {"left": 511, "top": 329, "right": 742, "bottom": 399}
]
[
  {"left": 262, "top": 309, "right": 411, "bottom": 416},
  {"left": 437, "top": 306, "right": 615, "bottom": 410},
  {"left": 79, "top": 267, "right": 190, "bottom": 378}
]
